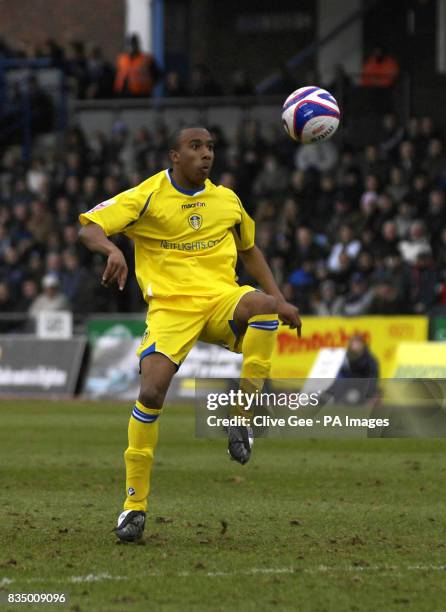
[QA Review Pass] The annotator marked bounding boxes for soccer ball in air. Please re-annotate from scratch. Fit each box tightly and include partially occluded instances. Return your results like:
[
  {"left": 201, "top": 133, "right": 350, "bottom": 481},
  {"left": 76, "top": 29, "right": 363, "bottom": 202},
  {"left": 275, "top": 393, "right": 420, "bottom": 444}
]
[{"left": 282, "top": 86, "right": 340, "bottom": 144}]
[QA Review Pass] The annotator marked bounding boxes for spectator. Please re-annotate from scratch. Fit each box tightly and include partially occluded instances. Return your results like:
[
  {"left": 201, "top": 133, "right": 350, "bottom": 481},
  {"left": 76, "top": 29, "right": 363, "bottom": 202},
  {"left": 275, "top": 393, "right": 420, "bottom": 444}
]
[
  {"left": 26, "top": 158, "right": 47, "bottom": 195},
  {"left": 327, "top": 64, "right": 352, "bottom": 103},
  {"left": 360, "top": 145, "right": 388, "bottom": 184},
  {"left": 419, "top": 116, "right": 436, "bottom": 152},
  {"left": 231, "top": 70, "right": 255, "bottom": 96},
  {"left": 28, "top": 274, "right": 70, "bottom": 315},
  {"left": 426, "top": 189, "right": 446, "bottom": 245},
  {"left": 289, "top": 170, "right": 313, "bottom": 210},
  {"left": 355, "top": 250, "right": 375, "bottom": 283},
  {"left": 360, "top": 175, "right": 379, "bottom": 212},
  {"left": 343, "top": 335, "right": 378, "bottom": 377},
  {"left": 379, "top": 113, "right": 404, "bottom": 158},
  {"left": 86, "top": 46, "right": 115, "bottom": 99},
  {"left": 399, "top": 220, "right": 431, "bottom": 264},
  {"left": 25, "top": 251, "right": 44, "bottom": 284},
  {"left": 16, "top": 278, "right": 39, "bottom": 312},
  {"left": 189, "top": 64, "right": 222, "bottom": 97},
  {"left": 253, "top": 154, "right": 288, "bottom": 197},
  {"left": 325, "top": 335, "right": 379, "bottom": 404},
  {"left": 408, "top": 173, "right": 429, "bottom": 212},
  {"left": 27, "top": 200, "right": 54, "bottom": 246},
  {"left": 374, "top": 194, "right": 396, "bottom": 229},
  {"left": 341, "top": 273, "right": 374, "bottom": 316},
  {"left": 408, "top": 248, "right": 438, "bottom": 314},
  {"left": 268, "top": 63, "right": 297, "bottom": 95},
  {"left": 25, "top": 75, "right": 54, "bottom": 134},
  {"left": 165, "top": 71, "right": 187, "bottom": 97},
  {"left": 312, "top": 280, "right": 344, "bottom": 316},
  {"left": 39, "top": 38, "right": 65, "bottom": 67},
  {"left": 82, "top": 175, "right": 102, "bottom": 209},
  {"left": 394, "top": 200, "right": 415, "bottom": 239},
  {"left": 374, "top": 253, "right": 408, "bottom": 298},
  {"left": 66, "top": 41, "right": 89, "bottom": 98},
  {"left": 219, "top": 171, "right": 237, "bottom": 190},
  {"left": 295, "top": 140, "right": 338, "bottom": 174},
  {"left": 386, "top": 166, "right": 409, "bottom": 203},
  {"left": 326, "top": 197, "right": 356, "bottom": 242},
  {"left": 356, "top": 193, "right": 378, "bottom": 235},
  {"left": 329, "top": 251, "right": 355, "bottom": 292},
  {"left": 45, "top": 252, "right": 63, "bottom": 280},
  {"left": 291, "top": 227, "right": 326, "bottom": 271},
  {"left": 114, "top": 34, "right": 161, "bottom": 97},
  {"left": 237, "top": 119, "right": 265, "bottom": 154},
  {"left": 398, "top": 140, "right": 418, "bottom": 182},
  {"left": 375, "top": 220, "right": 400, "bottom": 259},
  {"left": 368, "top": 280, "right": 406, "bottom": 314},
  {"left": 0, "top": 281, "right": 16, "bottom": 312},
  {"left": 361, "top": 47, "right": 400, "bottom": 87},
  {"left": 315, "top": 175, "right": 336, "bottom": 225},
  {"left": 60, "top": 249, "right": 89, "bottom": 310},
  {"left": 434, "top": 226, "right": 446, "bottom": 260},
  {"left": 2, "top": 246, "right": 25, "bottom": 289},
  {"left": 327, "top": 224, "right": 361, "bottom": 273},
  {"left": 422, "top": 138, "right": 446, "bottom": 184}
]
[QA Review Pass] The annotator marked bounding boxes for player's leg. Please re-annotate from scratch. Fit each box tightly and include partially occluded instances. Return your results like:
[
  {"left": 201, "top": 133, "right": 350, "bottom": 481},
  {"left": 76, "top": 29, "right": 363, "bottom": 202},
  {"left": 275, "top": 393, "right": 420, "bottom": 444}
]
[
  {"left": 116, "top": 353, "right": 177, "bottom": 542},
  {"left": 116, "top": 298, "right": 205, "bottom": 541},
  {"left": 233, "top": 291, "right": 279, "bottom": 386},
  {"left": 200, "top": 287, "right": 278, "bottom": 465},
  {"left": 227, "top": 291, "right": 278, "bottom": 463}
]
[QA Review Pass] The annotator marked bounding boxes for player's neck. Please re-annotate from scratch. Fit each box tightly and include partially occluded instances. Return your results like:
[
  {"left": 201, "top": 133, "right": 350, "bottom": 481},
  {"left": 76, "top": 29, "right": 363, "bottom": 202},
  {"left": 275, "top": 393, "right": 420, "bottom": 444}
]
[{"left": 170, "top": 168, "right": 204, "bottom": 192}]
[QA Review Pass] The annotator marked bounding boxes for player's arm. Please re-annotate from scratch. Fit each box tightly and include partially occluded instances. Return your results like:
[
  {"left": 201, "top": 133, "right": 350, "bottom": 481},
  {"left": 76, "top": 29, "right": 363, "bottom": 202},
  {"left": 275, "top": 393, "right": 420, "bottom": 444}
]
[
  {"left": 78, "top": 186, "right": 151, "bottom": 290},
  {"left": 238, "top": 245, "right": 302, "bottom": 337},
  {"left": 79, "top": 222, "right": 128, "bottom": 290}
]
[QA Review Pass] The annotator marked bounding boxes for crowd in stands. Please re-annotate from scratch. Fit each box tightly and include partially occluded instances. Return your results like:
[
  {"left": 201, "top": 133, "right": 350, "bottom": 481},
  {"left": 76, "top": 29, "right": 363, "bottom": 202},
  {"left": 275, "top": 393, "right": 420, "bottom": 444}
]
[
  {"left": 0, "top": 35, "right": 244, "bottom": 99},
  {"left": 1, "top": 35, "right": 397, "bottom": 100},
  {"left": 1, "top": 111, "right": 446, "bottom": 321}
]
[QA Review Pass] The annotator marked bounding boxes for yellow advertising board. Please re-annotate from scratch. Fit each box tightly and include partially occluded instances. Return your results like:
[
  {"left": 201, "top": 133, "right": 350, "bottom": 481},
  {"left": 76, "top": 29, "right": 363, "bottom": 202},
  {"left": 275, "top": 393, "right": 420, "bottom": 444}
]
[
  {"left": 391, "top": 342, "right": 446, "bottom": 377},
  {"left": 271, "top": 316, "right": 428, "bottom": 379}
]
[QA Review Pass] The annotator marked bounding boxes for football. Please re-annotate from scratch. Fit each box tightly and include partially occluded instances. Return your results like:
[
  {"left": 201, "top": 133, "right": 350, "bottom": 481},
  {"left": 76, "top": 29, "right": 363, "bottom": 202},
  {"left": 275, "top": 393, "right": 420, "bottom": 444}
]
[{"left": 282, "top": 86, "right": 340, "bottom": 144}]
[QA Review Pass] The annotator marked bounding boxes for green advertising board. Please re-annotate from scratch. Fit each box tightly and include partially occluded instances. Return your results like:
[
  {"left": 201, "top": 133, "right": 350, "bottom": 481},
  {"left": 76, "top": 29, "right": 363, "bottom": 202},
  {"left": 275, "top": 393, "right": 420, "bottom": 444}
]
[
  {"left": 432, "top": 317, "right": 446, "bottom": 341},
  {"left": 87, "top": 318, "right": 146, "bottom": 345}
]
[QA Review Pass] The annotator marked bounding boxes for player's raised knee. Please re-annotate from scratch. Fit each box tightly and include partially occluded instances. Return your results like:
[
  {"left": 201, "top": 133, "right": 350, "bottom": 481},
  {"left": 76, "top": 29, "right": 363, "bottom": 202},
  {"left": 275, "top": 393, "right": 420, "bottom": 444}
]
[
  {"left": 249, "top": 293, "right": 278, "bottom": 317},
  {"left": 260, "top": 294, "right": 278, "bottom": 314},
  {"left": 138, "top": 386, "right": 165, "bottom": 411}
]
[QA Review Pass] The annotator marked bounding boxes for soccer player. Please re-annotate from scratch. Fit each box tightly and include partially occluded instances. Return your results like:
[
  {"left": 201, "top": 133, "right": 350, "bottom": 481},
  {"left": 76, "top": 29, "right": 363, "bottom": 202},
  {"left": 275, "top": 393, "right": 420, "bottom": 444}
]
[{"left": 79, "top": 127, "right": 301, "bottom": 541}]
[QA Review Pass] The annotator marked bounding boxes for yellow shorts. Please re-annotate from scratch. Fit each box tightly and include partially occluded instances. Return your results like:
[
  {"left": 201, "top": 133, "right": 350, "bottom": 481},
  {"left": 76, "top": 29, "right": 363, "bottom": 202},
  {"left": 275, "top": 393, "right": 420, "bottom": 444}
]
[{"left": 137, "top": 285, "right": 256, "bottom": 368}]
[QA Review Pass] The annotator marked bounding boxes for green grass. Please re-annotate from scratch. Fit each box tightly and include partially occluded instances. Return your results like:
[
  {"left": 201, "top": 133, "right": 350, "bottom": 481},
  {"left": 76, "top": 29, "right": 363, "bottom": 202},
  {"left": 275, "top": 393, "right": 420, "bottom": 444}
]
[{"left": 1, "top": 401, "right": 446, "bottom": 611}]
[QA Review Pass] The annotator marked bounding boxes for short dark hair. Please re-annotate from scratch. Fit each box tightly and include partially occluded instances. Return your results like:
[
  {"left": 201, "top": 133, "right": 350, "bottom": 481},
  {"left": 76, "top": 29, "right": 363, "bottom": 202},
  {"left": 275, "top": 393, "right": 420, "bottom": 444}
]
[{"left": 168, "top": 125, "right": 209, "bottom": 152}]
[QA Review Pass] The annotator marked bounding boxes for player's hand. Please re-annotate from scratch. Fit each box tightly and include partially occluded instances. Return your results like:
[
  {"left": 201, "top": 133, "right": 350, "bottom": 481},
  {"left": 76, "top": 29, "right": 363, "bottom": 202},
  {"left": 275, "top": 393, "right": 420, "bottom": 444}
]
[
  {"left": 101, "top": 248, "right": 128, "bottom": 291},
  {"left": 277, "top": 300, "right": 302, "bottom": 337}
]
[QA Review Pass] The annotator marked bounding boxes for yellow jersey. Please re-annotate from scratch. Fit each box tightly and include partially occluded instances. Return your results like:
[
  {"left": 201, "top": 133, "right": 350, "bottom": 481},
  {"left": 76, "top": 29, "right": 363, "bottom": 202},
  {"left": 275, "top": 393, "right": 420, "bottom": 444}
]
[{"left": 79, "top": 169, "right": 255, "bottom": 301}]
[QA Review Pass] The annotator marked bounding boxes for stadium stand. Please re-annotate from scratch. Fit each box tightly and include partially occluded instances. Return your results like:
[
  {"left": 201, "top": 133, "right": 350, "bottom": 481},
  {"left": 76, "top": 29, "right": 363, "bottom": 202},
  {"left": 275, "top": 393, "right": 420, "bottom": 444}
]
[{"left": 1, "top": 108, "right": 446, "bottom": 324}]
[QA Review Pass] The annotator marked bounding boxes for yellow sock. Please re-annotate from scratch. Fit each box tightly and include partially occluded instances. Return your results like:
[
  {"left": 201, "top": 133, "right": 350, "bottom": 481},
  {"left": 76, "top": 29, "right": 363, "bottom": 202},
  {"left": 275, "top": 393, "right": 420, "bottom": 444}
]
[
  {"left": 123, "top": 400, "right": 161, "bottom": 512},
  {"left": 231, "top": 314, "right": 279, "bottom": 419}
]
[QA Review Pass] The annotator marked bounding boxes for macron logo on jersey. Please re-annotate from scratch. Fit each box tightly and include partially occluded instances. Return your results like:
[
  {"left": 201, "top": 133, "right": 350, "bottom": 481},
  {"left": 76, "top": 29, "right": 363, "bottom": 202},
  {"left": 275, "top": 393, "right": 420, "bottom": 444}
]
[{"left": 181, "top": 202, "right": 206, "bottom": 210}]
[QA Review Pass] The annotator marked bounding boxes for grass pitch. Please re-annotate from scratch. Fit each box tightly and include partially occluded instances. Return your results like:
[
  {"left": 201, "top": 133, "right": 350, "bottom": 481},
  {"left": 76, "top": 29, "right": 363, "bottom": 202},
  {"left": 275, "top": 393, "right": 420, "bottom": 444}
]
[{"left": 1, "top": 401, "right": 446, "bottom": 611}]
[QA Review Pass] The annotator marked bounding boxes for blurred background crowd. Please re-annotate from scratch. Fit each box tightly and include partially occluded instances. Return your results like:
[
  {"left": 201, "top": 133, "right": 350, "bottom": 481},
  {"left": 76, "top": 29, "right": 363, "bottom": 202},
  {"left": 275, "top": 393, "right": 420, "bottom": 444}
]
[
  {"left": 0, "top": 34, "right": 400, "bottom": 100},
  {"left": 1, "top": 109, "right": 445, "bottom": 320}
]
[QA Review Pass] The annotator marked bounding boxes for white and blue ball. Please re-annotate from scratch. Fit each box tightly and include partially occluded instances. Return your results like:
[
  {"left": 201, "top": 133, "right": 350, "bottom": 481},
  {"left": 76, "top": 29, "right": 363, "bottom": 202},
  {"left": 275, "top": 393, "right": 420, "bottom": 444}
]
[{"left": 282, "top": 86, "right": 340, "bottom": 144}]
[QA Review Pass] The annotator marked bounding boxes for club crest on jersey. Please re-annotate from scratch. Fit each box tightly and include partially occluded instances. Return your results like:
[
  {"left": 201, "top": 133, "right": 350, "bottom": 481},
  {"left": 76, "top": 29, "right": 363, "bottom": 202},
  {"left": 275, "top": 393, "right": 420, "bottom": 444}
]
[{"left": 188, "top": 214, "right": 202, "bottom": 230}]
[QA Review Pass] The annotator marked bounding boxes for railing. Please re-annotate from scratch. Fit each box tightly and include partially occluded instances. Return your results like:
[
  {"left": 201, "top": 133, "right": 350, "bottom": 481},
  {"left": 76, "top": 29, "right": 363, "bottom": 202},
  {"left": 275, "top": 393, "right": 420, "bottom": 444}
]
[{"left": 72, "top": 77, "right": 410, "bottom": 151}]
